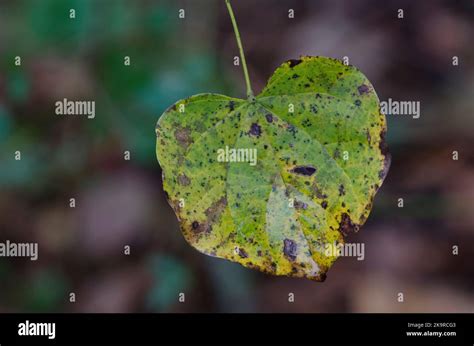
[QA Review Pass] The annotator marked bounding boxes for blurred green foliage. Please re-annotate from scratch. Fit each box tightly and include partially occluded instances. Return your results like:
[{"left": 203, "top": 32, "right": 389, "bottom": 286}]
[
  {"left": 146, "top": 254, "right": 191, "bottom": 311},
  {"left": 0, "top": 0, "right": 235, "bottom": 188},
  {"left": 0, "top": 0, "right": 233, "bottom": 312}
]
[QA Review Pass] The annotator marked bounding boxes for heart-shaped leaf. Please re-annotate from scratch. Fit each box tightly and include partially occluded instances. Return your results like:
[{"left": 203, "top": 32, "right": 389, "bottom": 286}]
[{"left": 156, "top": 56, "right": 390, "bottom": 281}]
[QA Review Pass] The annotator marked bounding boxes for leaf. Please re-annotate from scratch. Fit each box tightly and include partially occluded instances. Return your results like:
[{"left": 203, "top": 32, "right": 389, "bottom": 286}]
[{"left": 156, "top": 56, "right": 390, "bottom": 281}]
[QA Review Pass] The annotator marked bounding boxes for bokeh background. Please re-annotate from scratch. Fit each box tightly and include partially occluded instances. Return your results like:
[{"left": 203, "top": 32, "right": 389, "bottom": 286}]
[{"left": 0, "top": 0, "right": 473, "bottom": 313}]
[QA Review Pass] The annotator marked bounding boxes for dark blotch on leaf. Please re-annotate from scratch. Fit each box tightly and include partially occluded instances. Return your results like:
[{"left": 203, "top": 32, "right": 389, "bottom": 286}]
[
  {"left": 287, "top": 125, "right": 297, "bottom": 137},
  {"left": 288, "top": 59, "right": 302, "bottom": 68},
  {"left": 237, "top": 247, "right": 248, "bottom": 259},
  {"left": 178, "top": 174, "right": 191, "bottom": 186},
  {"left": 174, "top": 127, "right": 192, "bottom": 149},
  {"left": 321, "top": 201, "right": 328, "bottom": 209},
  {"left": 357, "top": 84, "right": 370, "bottom": 95},
  {"left": 205, "top": 197, "right": 227, "bottom": 224},
  {"left": 291, "top": 165, "right": 316, "bottom": 176},
  {"left": 265, "top": 113, "right": 273, "bottom": 123},
  {"left": 313, "top": 185, "right": 328, "bottom": 199},
  {"left": 192, "top": 221, "right": 199, "bottom": 230},
  {"left": 249, "top": 123, "right": 262, "bottom": 137},
  {"left": 294, "top": 200, "right": 308, "bottom": 210},
  {"left": 378, "top": 128, "right": 391, "bottom": 181},
  {"left": 283, "top": 239, "right": 297, "bottom": 261},
  {"left": 338, "top": 184, "right": 345, "bottom": 196},
  {"left": 354, "top": 100, "right": 362, "bottom": 107},
  {"left": 379, "top": 128, "right": 389, "bottom": 156},
  {"left": 339, "top": 213, "right": 360, "bottom": 237}
]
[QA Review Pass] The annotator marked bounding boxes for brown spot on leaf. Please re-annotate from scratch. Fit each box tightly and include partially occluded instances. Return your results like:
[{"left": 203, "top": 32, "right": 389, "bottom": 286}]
[
  {"left": 339, "top": 213, "right": 360, "bottom": 237},
  {"left": 205, "top": 197, "right": 227, "bottom": 224},
  {"left": 175, "top": 127, "right": 192, "bottom": 149},
  {"left": 178, "top": 174, "right": 190, "bottom": 186},
  {"left": 249, "top": 123, "right": 262, "bottom": 137},
  {"left": 155, "top": 125, "right": 162, "bottom": 138},
  {"left": 283, "top": 239, "right": 297, "bottom": 261},
  {"left": 294, "top": 200, "right": 308, "bottom": 210},
  {"left": 379, "top": 128, "right": 389, "bottom": 156},
  {"left": 321, "top": 201, "right": 328, "bottom": 209},
  {"left": 290, "top": 166, "right": 316, "bottom": 176},
  {"left": 357, "top": 84, "right": 370, "bottom": 95},
  {"left": 338, "top": 184, "right": 345, "bottom": 196},
  {"left": 378, "top": 128, "right": 391, "bottom": 181},
  {"left": 288, "top": 59, "right": 302, "bottom": 68},
  {"left": 313, "top": 185, "right": 328, "bottom": 199},
  {"left": 271, "top": 262, "right": 277, "bottom": 272},
  {"left": 287, "top": 124, "right": 297, "bottom": 137},
  {"left": 237, "top": 247, "right": 248, "bottom": 259}
]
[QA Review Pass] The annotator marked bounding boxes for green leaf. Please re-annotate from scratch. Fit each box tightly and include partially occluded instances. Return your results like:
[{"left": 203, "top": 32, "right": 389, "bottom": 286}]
[{"left": 156, "top": 56, "right": 390, "bottom": 281}]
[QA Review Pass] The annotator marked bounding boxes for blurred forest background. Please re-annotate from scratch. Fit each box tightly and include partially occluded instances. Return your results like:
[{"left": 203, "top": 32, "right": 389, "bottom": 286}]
[{"left": 0, "top": 0, "right": 473, "bottom": 313}]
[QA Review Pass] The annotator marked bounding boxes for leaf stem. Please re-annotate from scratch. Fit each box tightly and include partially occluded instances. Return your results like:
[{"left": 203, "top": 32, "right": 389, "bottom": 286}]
[{"left": 225, "top": 0, "right": 254, "bottom": 101}]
